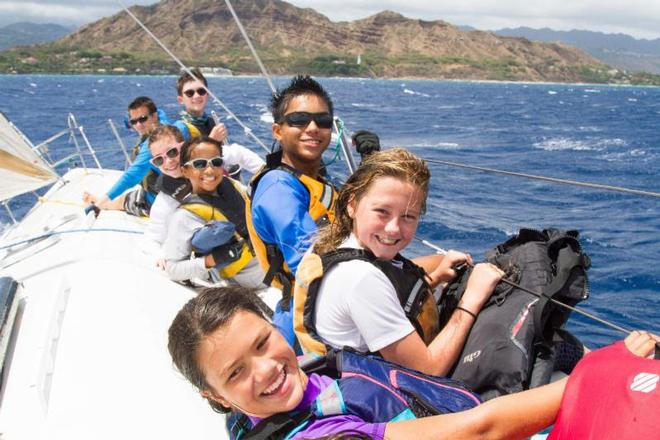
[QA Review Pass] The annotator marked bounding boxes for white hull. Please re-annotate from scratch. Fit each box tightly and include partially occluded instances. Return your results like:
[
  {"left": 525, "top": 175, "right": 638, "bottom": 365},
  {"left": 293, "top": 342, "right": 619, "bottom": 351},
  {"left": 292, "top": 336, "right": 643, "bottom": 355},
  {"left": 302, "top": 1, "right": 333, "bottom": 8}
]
[{"left": 0, "top": 168, "right": 228, "bottom": 439}]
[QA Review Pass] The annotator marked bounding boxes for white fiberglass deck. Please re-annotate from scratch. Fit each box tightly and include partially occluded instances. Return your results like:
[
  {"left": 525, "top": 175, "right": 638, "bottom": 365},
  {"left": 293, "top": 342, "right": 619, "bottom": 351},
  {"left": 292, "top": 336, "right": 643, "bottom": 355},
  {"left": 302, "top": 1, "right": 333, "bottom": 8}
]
[{"left": 0, "top": 168, "right": 228, "bottom": 439}]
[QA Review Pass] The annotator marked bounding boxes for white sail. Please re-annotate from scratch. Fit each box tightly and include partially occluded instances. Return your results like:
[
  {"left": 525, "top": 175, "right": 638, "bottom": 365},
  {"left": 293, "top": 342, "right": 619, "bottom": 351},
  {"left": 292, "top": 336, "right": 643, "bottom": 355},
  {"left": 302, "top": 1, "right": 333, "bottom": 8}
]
[{"left": 0, "top": 112, "right": 59, "bottom": 202}]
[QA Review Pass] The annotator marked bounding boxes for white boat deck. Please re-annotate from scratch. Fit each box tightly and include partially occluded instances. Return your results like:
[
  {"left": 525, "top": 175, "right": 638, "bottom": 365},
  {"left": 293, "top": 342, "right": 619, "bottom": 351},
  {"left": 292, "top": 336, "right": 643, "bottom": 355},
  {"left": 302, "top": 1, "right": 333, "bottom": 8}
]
[{"left": 0, "top": 168, "right": 228, "bottom": 439}]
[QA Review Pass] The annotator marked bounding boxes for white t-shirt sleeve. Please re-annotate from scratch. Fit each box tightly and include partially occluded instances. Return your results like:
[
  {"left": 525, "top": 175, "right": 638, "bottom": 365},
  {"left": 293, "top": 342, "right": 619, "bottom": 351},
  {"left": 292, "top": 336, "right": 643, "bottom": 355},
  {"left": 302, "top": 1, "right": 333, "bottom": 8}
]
[
  {"left": 145, "top": 193, "right": 179, "bottom": 246},
  {"left": 222, "top": 143, "right": 265, "bottom": 175},
  {"left": 316, "top": 260, "right": 415, "bottom": 353}
]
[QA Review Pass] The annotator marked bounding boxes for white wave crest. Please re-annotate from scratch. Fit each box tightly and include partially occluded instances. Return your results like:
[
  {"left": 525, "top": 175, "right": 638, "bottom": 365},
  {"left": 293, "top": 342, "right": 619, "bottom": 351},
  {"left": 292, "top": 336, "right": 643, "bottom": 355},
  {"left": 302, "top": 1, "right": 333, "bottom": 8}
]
[
  {"left": 534, "top": 137, "right": 628, "bottom": 152},
  {"left": 403, "top": 88, "right": 430, "bottom": 98},
  {"left": 260, "top": 112, "right": 274, "bottom": 124}
]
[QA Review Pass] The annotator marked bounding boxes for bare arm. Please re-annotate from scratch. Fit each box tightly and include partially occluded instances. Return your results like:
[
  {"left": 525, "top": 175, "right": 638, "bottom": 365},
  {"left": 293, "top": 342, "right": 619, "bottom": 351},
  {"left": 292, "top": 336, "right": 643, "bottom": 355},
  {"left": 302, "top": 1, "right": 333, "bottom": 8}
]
[
  {"left": 412, "top": 250, "right": 472, "bottom": 288},
  {"left": 380, "top": 263, "right": 503, "bottom": 376},
  {"left": 385, "top": 377, "right": 566, "bottom": 440}
]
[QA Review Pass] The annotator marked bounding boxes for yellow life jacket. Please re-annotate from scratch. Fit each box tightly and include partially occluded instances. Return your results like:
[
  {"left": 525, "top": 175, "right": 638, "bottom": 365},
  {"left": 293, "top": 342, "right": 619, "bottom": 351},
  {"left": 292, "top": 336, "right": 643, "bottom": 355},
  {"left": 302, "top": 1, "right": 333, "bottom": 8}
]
[
  {"left": 294, "top": 248, "right": 441, "bottom": 356},
  {"left": 183, "top": 122, "right": 202, "bottom": 139},
  {"left": 245, "top": 149, "right": 337, "bottom": 306},
  {"left": 179, "top": 177, "right": 254, "bottom": 279}
]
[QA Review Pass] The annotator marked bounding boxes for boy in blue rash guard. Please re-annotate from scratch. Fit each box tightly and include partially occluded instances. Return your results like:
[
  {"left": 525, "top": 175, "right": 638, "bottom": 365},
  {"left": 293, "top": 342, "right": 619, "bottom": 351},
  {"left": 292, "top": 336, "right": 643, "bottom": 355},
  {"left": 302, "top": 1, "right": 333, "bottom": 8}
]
[
  {"left": 246, "top": 76, "right": 338, "bottom": 349},
  {"left": 83, "top": 96, "right": 190, "bottom": 216}
]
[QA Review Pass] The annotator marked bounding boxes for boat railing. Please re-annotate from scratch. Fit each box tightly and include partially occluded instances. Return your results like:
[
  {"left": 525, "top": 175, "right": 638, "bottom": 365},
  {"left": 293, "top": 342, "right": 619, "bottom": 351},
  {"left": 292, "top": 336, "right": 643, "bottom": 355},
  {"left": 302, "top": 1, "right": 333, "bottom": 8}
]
[{"left": 1, "top": 113, "right": 132, "bottom": 225}]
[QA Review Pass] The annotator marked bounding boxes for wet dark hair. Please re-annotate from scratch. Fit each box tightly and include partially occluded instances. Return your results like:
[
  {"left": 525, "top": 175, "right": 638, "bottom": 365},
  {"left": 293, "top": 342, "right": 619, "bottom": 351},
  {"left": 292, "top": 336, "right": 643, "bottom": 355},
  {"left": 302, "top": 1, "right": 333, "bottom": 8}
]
[
  {"left": 167, "top": 286, "right": 271, "bottom": 413},
  {"left": 177, "top": 67, "right": 208, "bottom": 95},
  {"left": 128, "top": 96, "right": 157, "bottom": 114},
  {"left": 179, "top": 137, "right": 223, "bottom": 164},
  {"left": 270, "top": 75, "right": 334, "bottom": 123}
]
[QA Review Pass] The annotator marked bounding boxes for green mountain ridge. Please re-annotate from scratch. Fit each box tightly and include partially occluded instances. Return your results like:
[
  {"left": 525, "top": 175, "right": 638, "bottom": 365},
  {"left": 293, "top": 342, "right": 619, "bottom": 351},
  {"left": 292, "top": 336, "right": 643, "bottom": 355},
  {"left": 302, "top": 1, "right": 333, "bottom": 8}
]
[{"left": 1, "top": 0, "right": 659, "bottom": 85}]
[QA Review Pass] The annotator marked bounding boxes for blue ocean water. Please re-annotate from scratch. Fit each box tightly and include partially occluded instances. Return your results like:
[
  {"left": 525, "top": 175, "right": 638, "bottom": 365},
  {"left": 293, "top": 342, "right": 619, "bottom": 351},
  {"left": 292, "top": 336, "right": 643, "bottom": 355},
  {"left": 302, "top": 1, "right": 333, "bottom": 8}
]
[{"left": 1, "top": 74, "right": 658, "bottom": 347}]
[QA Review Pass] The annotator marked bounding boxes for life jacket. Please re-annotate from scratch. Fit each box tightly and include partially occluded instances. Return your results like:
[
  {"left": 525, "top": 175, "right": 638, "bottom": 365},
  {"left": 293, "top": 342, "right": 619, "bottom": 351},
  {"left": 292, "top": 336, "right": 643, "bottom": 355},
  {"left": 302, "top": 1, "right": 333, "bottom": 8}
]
[
  {"left": 179, "top": 177, "right": 254, "bottom": 279},
  {"left": 130, "top": 134, "right": 160, "bottom": 196},
  {"left": 294, "top": 248, "right": 441, "bottom": 356},
  {"left": 439, "top": 228, "right": 591, "bottom": 400},
  {"left": 548, "top": 341, "right": 660, "bottom": 440},
  {"left": 156, "top": 174, "right": 191, "bottom": 202},
  {"left": 245, "top": 149, "right": 337, "bottom": 307},
  {"left": 226, "top": 349, "right": 481, "bottom": 440}
]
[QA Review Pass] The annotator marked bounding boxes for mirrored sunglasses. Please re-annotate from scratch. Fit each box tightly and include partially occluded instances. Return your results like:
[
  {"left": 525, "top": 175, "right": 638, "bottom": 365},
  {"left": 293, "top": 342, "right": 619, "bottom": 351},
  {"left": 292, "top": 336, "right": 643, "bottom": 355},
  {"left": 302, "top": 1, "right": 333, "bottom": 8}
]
[
  {"left": 281, "top": 111, "right": 333, "bottom": 129},
  {"left": 182, "top": 87, "right": 208, "bottom": 98},
  {"left": 183, "top": 156, "right": 224, "bottom": 170},
  {"left": 150, "top": 145, "right": 181, "bottom": 167}
]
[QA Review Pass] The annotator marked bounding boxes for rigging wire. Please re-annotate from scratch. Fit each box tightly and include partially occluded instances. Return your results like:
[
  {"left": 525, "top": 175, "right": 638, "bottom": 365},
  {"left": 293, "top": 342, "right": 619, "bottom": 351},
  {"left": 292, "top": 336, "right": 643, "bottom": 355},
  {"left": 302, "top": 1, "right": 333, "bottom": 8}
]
[
  {"left": 424, "top": 157, "right": 660, "bottom": 199},
  {"left": 115, "top": 0, "right": 271, "bottom": 153},
  {"left": 223, "top": 0, "right": 277, "bottom": 94}
]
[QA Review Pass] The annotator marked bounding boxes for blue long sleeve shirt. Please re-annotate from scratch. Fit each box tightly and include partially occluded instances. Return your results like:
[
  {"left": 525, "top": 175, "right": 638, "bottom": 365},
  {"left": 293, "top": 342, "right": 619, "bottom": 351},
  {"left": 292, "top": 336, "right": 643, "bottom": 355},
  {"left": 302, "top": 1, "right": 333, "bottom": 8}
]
[{"left": 106, "top": 117, "right": 189, "bottom": 202}]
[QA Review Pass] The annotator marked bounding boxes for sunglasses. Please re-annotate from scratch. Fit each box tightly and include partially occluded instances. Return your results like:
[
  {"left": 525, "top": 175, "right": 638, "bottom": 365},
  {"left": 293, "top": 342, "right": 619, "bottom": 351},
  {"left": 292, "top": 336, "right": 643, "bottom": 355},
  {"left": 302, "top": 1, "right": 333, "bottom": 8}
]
[
  {"left": 281, "top": 111, "right": 334, "bottom": 129},
  {"left": 150, "top": 144, "right": 182, "bottom": 167},
  {"left": 183, "top": 156, "right": 224, "bottom": 170},
  {"left": 129, "top": 113, "right": 152, "bottom": 126},
  {"left": 182, "top": 87, "right": 208, "bottom": 98}
]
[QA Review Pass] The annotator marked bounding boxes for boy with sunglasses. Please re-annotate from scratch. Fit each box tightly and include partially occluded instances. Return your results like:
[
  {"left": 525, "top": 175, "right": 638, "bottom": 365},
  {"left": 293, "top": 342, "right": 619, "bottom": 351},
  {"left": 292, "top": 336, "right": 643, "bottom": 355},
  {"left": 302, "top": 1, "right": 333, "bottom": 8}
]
[
  {"left": 246, "top": 75, "right": 339, "bottom": 349},
  {"left": 176, "top": 68, "right": 265, "bottom": 179},
  {"left": 83, "top": 96, "right": 190, "bottom": 216}
]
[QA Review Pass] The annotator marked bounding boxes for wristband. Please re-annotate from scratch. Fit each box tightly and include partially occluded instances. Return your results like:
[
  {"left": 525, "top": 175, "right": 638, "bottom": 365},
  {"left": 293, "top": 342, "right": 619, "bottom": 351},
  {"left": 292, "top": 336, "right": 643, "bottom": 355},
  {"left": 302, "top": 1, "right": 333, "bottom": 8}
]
[{"left": 456, "top": 306, "right": 477, "bottom": 320}]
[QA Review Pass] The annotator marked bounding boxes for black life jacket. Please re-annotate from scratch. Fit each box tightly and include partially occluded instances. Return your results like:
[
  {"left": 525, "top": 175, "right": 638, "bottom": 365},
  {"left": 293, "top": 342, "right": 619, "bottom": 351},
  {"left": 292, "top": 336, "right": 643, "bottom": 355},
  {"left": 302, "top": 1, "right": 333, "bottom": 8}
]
[
  {"left": 155, "top": 174, "right": 191, "bottom": 202},
  {"left": 226, "top": 348, "right": 481, "bottom": 440},
  {"left": 439, "top": 228, "right": 590, "bottom": 400},
  {"left": 294, "top": 248, "right": 440, "bottom": 356}
]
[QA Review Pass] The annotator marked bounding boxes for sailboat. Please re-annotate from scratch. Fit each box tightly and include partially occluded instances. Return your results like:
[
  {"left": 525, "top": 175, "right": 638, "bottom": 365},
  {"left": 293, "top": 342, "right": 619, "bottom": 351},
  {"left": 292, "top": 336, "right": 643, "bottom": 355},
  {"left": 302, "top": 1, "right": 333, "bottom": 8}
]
[{"left": 0, "top": 112, "right": 226, "bottom": 438}]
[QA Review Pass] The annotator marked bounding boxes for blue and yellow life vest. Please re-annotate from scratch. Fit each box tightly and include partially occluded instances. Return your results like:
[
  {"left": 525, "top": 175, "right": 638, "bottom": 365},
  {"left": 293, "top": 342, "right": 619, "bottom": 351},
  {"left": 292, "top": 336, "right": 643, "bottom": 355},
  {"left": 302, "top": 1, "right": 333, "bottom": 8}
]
[
  {"left": 179, "top": 177, "right": 254, "bottom": 279},
  {"left": 245, "top": 149, "right": 337, "bottom": 303}
]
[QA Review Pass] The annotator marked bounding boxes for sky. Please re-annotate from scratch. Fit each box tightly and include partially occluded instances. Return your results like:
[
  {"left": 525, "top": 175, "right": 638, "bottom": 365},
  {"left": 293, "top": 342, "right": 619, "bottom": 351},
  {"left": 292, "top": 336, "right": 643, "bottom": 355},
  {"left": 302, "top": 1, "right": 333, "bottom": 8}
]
[{"left": 1, "top": 0, "right": 660, "bottom": 40}]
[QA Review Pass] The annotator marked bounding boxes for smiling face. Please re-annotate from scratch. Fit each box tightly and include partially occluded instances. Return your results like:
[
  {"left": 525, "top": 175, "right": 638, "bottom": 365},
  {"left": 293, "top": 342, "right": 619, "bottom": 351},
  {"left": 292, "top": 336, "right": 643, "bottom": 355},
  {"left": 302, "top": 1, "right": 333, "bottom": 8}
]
[
  {"left": 182, "top": 141, "right": 224, "bottom": 195},
  {"left": 272, "top": 94, "right": 332, "bottom": 177},
  {"left": 149, "top": 134, "right": 182, "bottom": 178},
  {"left": 197, "top": 310, "right": 307, "bottom": 418},
  {"left": 177, "top": 79, "right": 208, "bottom": 117},
  {"left": 347, "top": 176, "right": 422, "bottom": 261}
]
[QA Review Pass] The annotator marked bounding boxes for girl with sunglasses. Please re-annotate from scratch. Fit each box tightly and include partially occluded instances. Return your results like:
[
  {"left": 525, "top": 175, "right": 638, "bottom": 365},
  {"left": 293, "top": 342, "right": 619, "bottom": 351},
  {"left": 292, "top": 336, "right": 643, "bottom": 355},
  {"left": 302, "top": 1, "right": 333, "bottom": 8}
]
[
  {"left": 163, "top": 138, "right": 265, "bottom": 289},
  {"left": 142, "top": 125, "right": 190, "bottom": 269}
]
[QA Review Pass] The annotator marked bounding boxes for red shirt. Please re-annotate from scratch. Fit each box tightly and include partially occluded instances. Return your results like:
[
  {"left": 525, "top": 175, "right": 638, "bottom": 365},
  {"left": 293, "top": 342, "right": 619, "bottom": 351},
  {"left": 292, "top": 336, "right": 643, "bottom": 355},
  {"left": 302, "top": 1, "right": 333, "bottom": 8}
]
[{"left": 549, "top": 340, "right": 660, "bottom": 439}]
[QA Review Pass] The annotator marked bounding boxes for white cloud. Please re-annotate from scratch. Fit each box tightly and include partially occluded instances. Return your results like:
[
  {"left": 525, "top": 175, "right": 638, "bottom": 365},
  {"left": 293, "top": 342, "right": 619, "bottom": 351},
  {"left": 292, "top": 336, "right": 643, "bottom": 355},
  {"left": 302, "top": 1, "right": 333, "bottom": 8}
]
[
  {"left": 287, "top": 0, "right": 660, "bottom": 39},
  {"left": 2, "top": 0, "right": 660, "bottom": 39}
]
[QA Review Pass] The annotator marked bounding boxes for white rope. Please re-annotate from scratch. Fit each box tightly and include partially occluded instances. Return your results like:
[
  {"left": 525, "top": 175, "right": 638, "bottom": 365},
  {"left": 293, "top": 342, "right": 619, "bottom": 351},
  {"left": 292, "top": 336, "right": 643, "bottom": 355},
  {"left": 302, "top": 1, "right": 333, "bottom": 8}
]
[{"left": 116, "top": 0, "right": 270, "bottom": 153}]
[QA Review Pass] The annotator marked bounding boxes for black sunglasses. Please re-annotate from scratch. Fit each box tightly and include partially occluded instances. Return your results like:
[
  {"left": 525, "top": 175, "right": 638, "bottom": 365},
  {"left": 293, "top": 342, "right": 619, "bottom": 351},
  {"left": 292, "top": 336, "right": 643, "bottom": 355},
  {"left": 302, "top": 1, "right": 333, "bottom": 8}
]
[
  {"left": 183, "top": 156, "right": 224, "bottom": 170},
  {"left": 281, "top": 112, "right": 334, "bottom": 129},
  {"left": 182, "top": 87, "right": 208, "bottom": 98},
  {"left": 150, "top": 145, "right": 181, "bottom": 167},
  {"left": 129, "top": 114, "right": 152, "bottom": 126}
]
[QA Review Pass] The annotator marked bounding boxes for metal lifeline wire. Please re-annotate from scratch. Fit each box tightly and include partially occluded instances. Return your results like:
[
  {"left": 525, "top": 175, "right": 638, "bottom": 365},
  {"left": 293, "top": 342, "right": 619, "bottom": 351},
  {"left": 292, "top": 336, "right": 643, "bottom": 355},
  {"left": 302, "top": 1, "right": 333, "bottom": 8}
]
[
  {"left": 424, "top": 157, "right": 660, "bottom": 199},
  {"left": 115, "top": 0, "right": 271, "bottom": 153}
]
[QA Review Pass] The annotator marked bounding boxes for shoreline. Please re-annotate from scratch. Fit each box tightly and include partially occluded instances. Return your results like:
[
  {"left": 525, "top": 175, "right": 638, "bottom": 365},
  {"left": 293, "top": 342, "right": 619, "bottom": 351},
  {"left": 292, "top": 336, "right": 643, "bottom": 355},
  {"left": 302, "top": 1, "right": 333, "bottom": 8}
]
[{"left": 1, "top": 72, "right": 658, "bottom": 89}]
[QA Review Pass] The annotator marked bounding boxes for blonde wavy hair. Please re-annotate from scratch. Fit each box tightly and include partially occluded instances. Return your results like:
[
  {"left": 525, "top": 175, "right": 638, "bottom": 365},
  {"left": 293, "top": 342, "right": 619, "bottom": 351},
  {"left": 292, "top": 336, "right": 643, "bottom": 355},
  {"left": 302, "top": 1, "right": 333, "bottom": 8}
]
[{"left": 314, "top": 148, "right": 430, "bottom": 255}]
